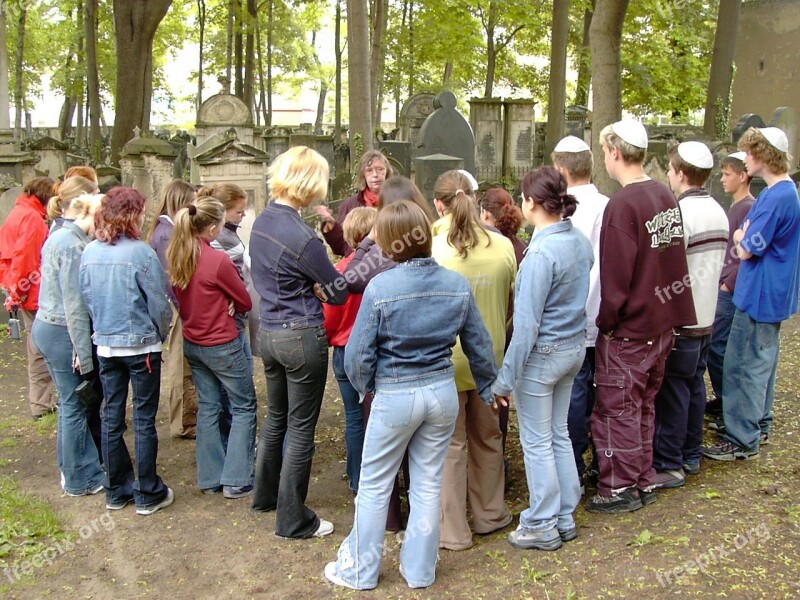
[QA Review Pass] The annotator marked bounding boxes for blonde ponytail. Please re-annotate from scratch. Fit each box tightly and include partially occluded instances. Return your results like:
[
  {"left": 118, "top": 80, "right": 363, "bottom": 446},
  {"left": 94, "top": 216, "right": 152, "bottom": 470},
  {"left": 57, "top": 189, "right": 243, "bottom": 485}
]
[
  {"left": 434, "top": 170, "right": 489, "bottom": 258},
  {"left": 167, "top": 197, "right": 225, "bottom": 289}
]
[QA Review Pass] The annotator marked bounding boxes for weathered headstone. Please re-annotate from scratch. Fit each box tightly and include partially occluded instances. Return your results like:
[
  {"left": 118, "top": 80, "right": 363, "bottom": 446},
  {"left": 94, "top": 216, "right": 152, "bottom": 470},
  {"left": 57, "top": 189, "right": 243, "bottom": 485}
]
[
  {"left": 503, "top": 100, "right": 535, "bottom": 181},
  {"left": 0, "top": 186, "right": 23, "bottom": 224},
  {"left": 27, "top": 136, "right": 69, "bottom": 179},
  {"left": 399, "top": 93, "right": 436, "bottom": 161},
  {"left": 417, "top": 92, "right": 475, "bottom": 175},
  {"left": 469, "top": 98, "right": 504, "bottom": 182},
  {"left": 0, "top": 130, "right": 38, "bottom": 185},
  {"left": 262, "top": 127, "right": 290, "bottom": 159},
  {"left": 732, "top": 113, "right": 766, "bottom": 144},
  {"left": 119, "top": 130, "right": 179, "bottom": 217},
  {"left": 195, "top": 93, "right": 257, "bottom": 149},
  {"left": 769, "top": 106, "right": 798, "bottom": 169},
  {"left": 379, "top": 140, "right": 412, "bottom": 176},
  {"left": 565, "top": 105, "right": 589, "bottom": 140},
  {"left": 414, "top": 153, "right": 464, "bottom": 208}
]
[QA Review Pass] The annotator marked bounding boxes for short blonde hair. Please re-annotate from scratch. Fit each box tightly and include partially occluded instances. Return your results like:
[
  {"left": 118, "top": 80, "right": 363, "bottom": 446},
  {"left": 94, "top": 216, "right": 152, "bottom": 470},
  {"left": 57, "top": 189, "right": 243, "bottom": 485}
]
[
  {"left": 599, "top": 124, "right": 646, "bottom": 164},
  {"left": 342, "top": 207, "right": 377, "bottom": 248},
  {"left": 48, "top": 176, "right": 98, "bottom": 220},
  {"left": 739, "top": 128, "right": 791, "bottom": 175},
  {"left": 268, "top": 146, "right": 329, "bottom": 207}
]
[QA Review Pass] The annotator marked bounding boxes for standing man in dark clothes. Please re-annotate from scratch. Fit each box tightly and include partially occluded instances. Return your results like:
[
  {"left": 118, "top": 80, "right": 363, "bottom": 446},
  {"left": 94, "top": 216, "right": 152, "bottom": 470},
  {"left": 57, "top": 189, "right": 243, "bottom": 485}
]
[{"left": 585, "top": 120, "right": 696, "bottom": 514}]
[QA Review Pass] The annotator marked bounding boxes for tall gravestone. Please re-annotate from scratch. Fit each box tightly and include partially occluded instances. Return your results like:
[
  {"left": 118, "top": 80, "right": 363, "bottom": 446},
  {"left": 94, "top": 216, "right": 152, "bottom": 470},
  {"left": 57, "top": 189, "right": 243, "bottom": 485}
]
[
  {"left": 769, "top": 107, "right": 799, "bottom": 169},
  {"left": 196, "top": 93, "right": 256, "bottom": 148},
  {"left": 417, "top": 91, "right": 475, "bottom": 175},
  {"left": 399, "top": 93, "right": 436, "bottom": 162},
  {"left": 503, "top": 100, "right": 535, "bottom": 180},
  {"left": 414, "top": 153, "right": 464, "bottom": 208},
  {"left": 732, "top": 113, "right": 766, "bottom": 144},
  {"left": 120, "top": 129, "right": 180, "bottom": 220},
  {"left": 469, "top": 98, "right": 504, "bottom": 182}
]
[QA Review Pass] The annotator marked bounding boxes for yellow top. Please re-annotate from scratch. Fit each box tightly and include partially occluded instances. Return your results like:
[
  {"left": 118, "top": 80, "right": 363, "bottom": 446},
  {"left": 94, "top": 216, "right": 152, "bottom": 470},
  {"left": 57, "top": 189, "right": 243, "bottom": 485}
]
[{"left": 431, "top": 214, "right": 517, "bottom": 391}]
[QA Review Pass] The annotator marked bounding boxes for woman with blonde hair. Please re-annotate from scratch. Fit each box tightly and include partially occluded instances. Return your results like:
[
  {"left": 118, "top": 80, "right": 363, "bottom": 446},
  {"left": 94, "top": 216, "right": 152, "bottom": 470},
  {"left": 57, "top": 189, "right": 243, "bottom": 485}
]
[
  {"left": 431, "top": 170, "right": 515, "bottom": 551},
  {"left": 149, "top": 179, "right": 198, "bottom": 438},
  {"left": 168, "top": 196, "right": 257, "bottom": 498},
  {"left": 250, "top": 146, "right": 347, "bottom": 539},
  {"left": 32, "top": 192, "right": 105, "bottom": 495},
  {"left": 48, "top": 176, "right": 99, "bottom": 232}
]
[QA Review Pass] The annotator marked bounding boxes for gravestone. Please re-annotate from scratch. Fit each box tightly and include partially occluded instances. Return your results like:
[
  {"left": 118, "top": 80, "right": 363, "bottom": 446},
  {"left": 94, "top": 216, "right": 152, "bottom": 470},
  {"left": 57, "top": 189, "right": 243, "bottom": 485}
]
[
  {"left": 196, "top": 93, "right": 257, "bottom": 148},
  {"left": 316, "top": 135, "right": 336, "bottom": 174},
  {"left": 398, "top": 93, "right": 436, "bottom": 161},
  {"left": 262, "top": 127, "right": 290, "bottom": 159},
  {"left": 417, "top": 91, "right": 475, "bottom": 174},
  {"left": 732, "top": 113, "right": 766, "bottom": 144},
  {"left": 414, "top": 153, "right": 464, "bottom": 208},
  {"left": 0, "top": 186, "right": 23, "bottom": 224},
  {"left": 379, "top": 140, "right": 412, "bottom": 176},
  {"left": 503, "top": 100, "right": 535, "bottom": 181},
  {"left": 119, "top": 129, "right": 179, "bottom": 217},
  {"left": 27, "top": 136, "right": 69, "bottom": 178},
  {"left": 469, "top": 98, "right": 504, "bottom": 182},
  {"left": 565, "top": 105, "right": 589, "bottom": 140},
  {"left": 769, "top": 106, "right": 798, "bottom": 169},
  {"left": 0, "top": 130, "right": 38, "bottom": 185}
]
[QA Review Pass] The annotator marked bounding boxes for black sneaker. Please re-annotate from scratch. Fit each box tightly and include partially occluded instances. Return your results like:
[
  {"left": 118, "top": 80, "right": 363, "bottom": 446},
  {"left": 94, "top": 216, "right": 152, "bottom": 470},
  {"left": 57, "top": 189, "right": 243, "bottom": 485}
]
[
  {"left": 585, "top": 487, "right": 642, "bottom": 514},
  {"left": 708, "top": 417, "right": 725, "bottom": 432},
  {"left": 638, "top": 487, "right": 656, "bottom": 506},
  {"left": 703, "top": 440, "right": 759, "bottom": 461}
]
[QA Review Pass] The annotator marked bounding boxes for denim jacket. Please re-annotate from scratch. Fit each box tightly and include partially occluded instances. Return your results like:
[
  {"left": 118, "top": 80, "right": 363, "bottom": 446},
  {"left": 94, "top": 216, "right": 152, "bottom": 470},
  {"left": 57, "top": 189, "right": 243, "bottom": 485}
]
[
  {"left": 493, "top": 220, "right": 593, "bottom": 396},
  {"left": 250, "top": 202, "right": 347, "bottom": 331},
  {"left": 344, "top": 257, "right": 498, "bottom": 404},
  {"left": 79, "top": 236, "right": 172, "bottom": 347},
  {"left": 36, "top": 221, "right": 94, "bottom": 374}
]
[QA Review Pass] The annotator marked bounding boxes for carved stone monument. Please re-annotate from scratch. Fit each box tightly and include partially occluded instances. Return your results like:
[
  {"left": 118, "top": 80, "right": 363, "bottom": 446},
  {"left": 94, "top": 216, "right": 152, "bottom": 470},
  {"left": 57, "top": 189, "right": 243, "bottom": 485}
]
[
  {"left": 399, "top": 93, "right": 436, "bottom": 161},
  {"left": 119, "top": 129, "right": 180, "bottom": 217},
  {"left": 27, "top": 136, "right": 69, "bottom": 178},
  {"left": 414, "top": 153, "right": 464, "bottom": 207},
  {"left": 417, "top": 91, "right": 475, "bottom": 174},
  {"left": 196, "top": 93, "right": 257, "bottom": 148},
  {"left": 469, "top": 98, "right": 504, "bottom": 182},
  {"left": 503, "top": 100, "right": 535, "bottom": 180}
]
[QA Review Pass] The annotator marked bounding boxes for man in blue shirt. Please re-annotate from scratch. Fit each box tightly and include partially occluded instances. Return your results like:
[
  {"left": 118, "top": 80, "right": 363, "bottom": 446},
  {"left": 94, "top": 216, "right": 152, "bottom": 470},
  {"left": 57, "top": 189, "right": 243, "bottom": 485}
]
[{"left": 704, "top": 127, "right": 800, "bottom": 460}]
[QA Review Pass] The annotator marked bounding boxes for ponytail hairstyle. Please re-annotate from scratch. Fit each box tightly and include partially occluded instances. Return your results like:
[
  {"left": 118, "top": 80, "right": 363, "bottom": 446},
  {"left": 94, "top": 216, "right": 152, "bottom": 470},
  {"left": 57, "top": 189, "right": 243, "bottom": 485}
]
[
  {"left": 48, "top": 176, "right": 98, "bottom": 221},
  {"left": 63, "top": 166, "right": 98, "bottom": 184},
  {"left": 520, "top": 166, "right": 578, "bottom": 220},
  {"left": 197, "top": 182, "right": 247, "bottom": 210},
  {"left": 148, "top": 179, "right": 196, "bottom": 242},
  {"left": 480, "top": 187, "right": 523, "bottom": 240},
  {"left": 167, "top": 197, "right": 225, "bottom": 290},
  {"left": 67, "top": 193, "right": 104, "bottom": 222},
  {"left": 433, "top": 169, "right": 489, "bottom": 258}
]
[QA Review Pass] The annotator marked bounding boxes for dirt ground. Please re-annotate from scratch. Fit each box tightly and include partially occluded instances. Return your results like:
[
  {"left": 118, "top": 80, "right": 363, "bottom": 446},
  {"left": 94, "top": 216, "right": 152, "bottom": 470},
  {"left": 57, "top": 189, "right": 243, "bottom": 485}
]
[{"left": 1, "top": 318, "right": 800, "bottom": 600}]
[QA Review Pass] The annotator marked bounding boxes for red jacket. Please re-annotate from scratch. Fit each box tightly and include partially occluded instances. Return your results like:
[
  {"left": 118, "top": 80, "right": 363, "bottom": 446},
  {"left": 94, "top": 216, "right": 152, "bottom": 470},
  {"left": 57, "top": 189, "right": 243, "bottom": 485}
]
[
  {"left": 0, "top": 194, "right": 49, "bottom": 311},
  {"left": 173, "top": 240, "right": 252, "bottom": 346},
  {"left": 322, "top": 253, "right": 364, "bottom": 346}
]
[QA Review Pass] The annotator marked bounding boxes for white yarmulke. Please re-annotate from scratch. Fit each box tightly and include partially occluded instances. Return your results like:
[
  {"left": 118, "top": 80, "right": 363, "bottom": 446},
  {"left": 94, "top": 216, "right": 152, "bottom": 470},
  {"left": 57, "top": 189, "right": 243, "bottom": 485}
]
[
  {"left": 758, "top": 127, "right": 789, "bottom": 153},
  {"left": 458, "top": 169, "right": 479, "bottom": 192},
  {"left": 554, "top": 135, "right": 591, "bottom": 153},
  {"left": 727, "top": 151, "right": 747, "bottom": 162},
  {"left": 611, "top": 119, "right": 648, "bottom": 149},
  {"left": 677, "top": 141, "right": 713, "bottom": 169}
]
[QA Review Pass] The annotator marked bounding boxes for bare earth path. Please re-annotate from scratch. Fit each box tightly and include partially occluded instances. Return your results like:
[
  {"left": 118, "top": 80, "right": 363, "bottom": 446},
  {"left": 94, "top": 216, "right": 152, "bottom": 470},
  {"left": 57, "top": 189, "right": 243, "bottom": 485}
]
[{"left": 2, "top": 318, "right": 800, "bottom": 599}]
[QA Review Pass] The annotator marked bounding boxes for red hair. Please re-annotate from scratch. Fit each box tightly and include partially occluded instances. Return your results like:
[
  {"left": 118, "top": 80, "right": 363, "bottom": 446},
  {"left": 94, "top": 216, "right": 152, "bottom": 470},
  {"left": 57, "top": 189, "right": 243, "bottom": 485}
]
[
  {"left": 95, "top": 187, "right": 146, "bottom": 244},
  {"left": 480, "top": 187, "right": 523, "bottom": 239}
]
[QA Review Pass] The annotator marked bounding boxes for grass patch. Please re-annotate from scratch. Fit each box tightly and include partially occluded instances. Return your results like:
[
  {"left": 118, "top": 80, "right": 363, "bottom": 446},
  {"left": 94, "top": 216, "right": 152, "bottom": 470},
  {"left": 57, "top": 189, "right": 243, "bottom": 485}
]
[{"left": 0, "top": 476, "right": 67, "bottom": 589}]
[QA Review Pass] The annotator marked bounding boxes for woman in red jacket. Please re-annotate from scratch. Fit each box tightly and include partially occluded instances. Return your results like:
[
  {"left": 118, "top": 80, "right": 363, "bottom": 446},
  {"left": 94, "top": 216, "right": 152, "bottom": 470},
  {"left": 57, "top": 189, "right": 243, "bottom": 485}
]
[{"left": 0, "top": 177, "right": 56, "bottom": 418}]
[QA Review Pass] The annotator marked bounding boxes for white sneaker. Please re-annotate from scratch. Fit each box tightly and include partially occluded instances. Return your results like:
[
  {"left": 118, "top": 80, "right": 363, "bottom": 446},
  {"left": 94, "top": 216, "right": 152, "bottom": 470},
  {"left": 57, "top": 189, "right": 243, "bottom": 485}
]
[
  {"left": 136, "top": 487, "right": 174, "bottom": 516},
  {"left": 324, "top": 562, "right": 358, "bottom": 590},
  {"left": 64, "top": 482, "right": 104, "bottom": 497},
  {"left": 313, "top": 519, "right": 334, "bottom": 538}
]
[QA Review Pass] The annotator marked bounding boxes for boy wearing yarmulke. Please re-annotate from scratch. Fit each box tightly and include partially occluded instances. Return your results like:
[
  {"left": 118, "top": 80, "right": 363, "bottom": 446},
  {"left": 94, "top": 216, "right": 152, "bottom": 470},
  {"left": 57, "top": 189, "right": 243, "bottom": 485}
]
[
  {"left": 705, "top": 152, "right": 754, "bottom": 424},
  {"left": 586, "top": 120, "right": 696, "bottom": 514},
  {"left": 651, "top": 142, "right": 728, "bottom": 488},
  {"left": 551, "top": 135, "right": 609, "bottom": 488},
  {"left": 704, "top": 127, "right": 800, "bottom": 461}
]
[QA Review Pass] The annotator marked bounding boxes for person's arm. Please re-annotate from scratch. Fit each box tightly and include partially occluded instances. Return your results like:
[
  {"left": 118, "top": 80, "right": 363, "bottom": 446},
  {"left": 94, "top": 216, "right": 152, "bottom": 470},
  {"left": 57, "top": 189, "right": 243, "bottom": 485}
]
[
  {"left": 60, "top": 245, "right": 94, "bottom": 374},
  {"left": 140, "top": 250, "right": 173, "bottom": 343},
  {"left": 342, "top": 238, "right": 394, "bottom": 294},
  {"left": 344, "top": 287, "right": 378, "bottom": 395},
  {"left": 297, "top": 235, "right": 349, "bottom": 305},
  {"left": 8, "top": 216, "right": 47, "bottom": 304},
  {"left": 737, "top": 197, "right": 777, "bottom": 261},
  {"left": 492, "top": 250, "right": 554, "bottom": 397},
  {"left": 458, "top": 291, "right": 498, "bottom": 405},
  {"left": 215, "top": 255, "right": 253, "bottom": 313},
  {"left": 595, "top": 223, "right": 637, "bottom": 335}
]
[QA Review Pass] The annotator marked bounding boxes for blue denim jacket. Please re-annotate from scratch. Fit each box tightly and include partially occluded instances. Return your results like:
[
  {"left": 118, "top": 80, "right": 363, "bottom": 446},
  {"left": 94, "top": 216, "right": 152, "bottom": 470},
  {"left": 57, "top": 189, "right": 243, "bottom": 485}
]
[
  {"left": 36, "top": 221, "right": 94, "bottom": 374},
  {"left": 344, "top": 257, "right": 498, "bottom": 404},
  {"left": 250, "top": 202, "right": 347, "bottom": 331},
  {"left": 79, "top": 236, "right": 172, "bottom": 347},
  {"left": 493, "top": 220, "right": 593, "bottom": 396}
]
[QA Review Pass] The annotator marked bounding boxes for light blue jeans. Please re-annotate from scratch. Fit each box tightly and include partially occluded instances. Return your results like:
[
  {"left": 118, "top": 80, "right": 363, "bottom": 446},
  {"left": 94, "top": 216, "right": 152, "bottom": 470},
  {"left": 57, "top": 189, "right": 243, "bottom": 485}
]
[
  {"left": 332, "top": 374, "right": 458, "bottom": 590},
  {"left": 31, "top": 320, "right": 104, "bottom": 495},
  {"left": 183, "top": 336, "right": 257, "bottom": 490},
  {"left": 515, "top": 342, "right": 584, "bottom": 533}
]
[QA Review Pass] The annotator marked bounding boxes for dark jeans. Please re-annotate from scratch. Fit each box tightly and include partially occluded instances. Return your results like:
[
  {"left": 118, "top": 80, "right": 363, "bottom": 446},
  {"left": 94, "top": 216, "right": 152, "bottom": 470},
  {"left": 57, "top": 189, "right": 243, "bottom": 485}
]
[
  {"left": 653, "top": 334, "right": 710, "bottom": 470},
  {"left": 591, "top": 331, "right": 673, "bottom": 495},
  {"left": 252, "top": 325, "right": 328, "bottom": 538},
  {"left": 707, "top": 289, "right": 735, "bottom": 406},
  {"left": 98, "top": 352, "right": 169, "bottom": 509},
  {"left": 332, "top": 346, "right": 364, "bottom": 492},
  {"left": 567, "top": 348, "right": 596, "bottom": 477}
]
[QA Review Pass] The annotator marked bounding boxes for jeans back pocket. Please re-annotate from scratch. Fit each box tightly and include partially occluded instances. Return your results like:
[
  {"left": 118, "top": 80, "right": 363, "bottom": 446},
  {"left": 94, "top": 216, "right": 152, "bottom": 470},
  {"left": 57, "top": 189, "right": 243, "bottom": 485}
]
[{"left": 372, "top": 389, "right": 415, "bottom": 429}]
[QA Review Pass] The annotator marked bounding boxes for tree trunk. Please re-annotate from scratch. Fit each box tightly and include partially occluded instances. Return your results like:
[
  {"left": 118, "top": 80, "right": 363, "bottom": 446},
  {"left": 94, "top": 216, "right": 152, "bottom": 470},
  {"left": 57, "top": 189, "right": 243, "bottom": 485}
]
[
  {"left": 334, "top": 0, "right": 342, "bottom": 143},
  {"left": 574, "top": 2, "right": 593, "bottom": 107},
  {"left": 407, "top": 0, "right": 414, "bottom": 96},
  {"left": 14, "top": 5, "right": 26, "bottom": 140},
  {"left": 256, "top": 21, "right": 267, "bottom": 126},
  {"left": 589, "top": 0, "right": 629, "bottom": 195},
  {"left": 315, "top": 81, "right": 328, "bottom": 135},
  {"left": 225, "top": 0, "right": 234, "bottom": 89},
  {"left": 0, "top": 7, "right": 10, "bottom": 129},
  {"left": 86, "top": 0, "right": 103, "bottom": 161},
  {"left": 110, "top": 0, "right": 173, "bottom": 164},
  {"left": 58, "top": 98, "right": 76, "bottom": 139},
  {"left": 369, "top": 0, "right": 386, "bottom": 129},
  {"left": 545, "top": 0, "right": 570, "bottom": 160},
  {"left": 243, "top": 0, "right": 256, "bottom": 113},
  {"left": 484, "top": 1, "right": 496, "bottom": 98},
  {"left": 197, "top": 0, "right": 206, "bottom": 112},
  {"left": 266, "top": 0, "right": 273, "bottom": 127},
  {"left": 703, "top": 0, "right": 741, "bottom": 138},
  {"left": 347, "top": 0, "right": 373, "bottom": 162},
  {"left": 235, "top": 0, "right": 244, "bottom": 99},
  {"left": 75, "top": 4, "right": 85, "bottom": 148}
]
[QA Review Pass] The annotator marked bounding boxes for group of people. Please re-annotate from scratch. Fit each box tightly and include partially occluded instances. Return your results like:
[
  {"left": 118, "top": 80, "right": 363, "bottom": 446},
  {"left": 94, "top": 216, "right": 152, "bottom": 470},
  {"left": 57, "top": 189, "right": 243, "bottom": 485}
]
[{"left": 0, "top": 119, "right": 797, "bottom": 590}]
